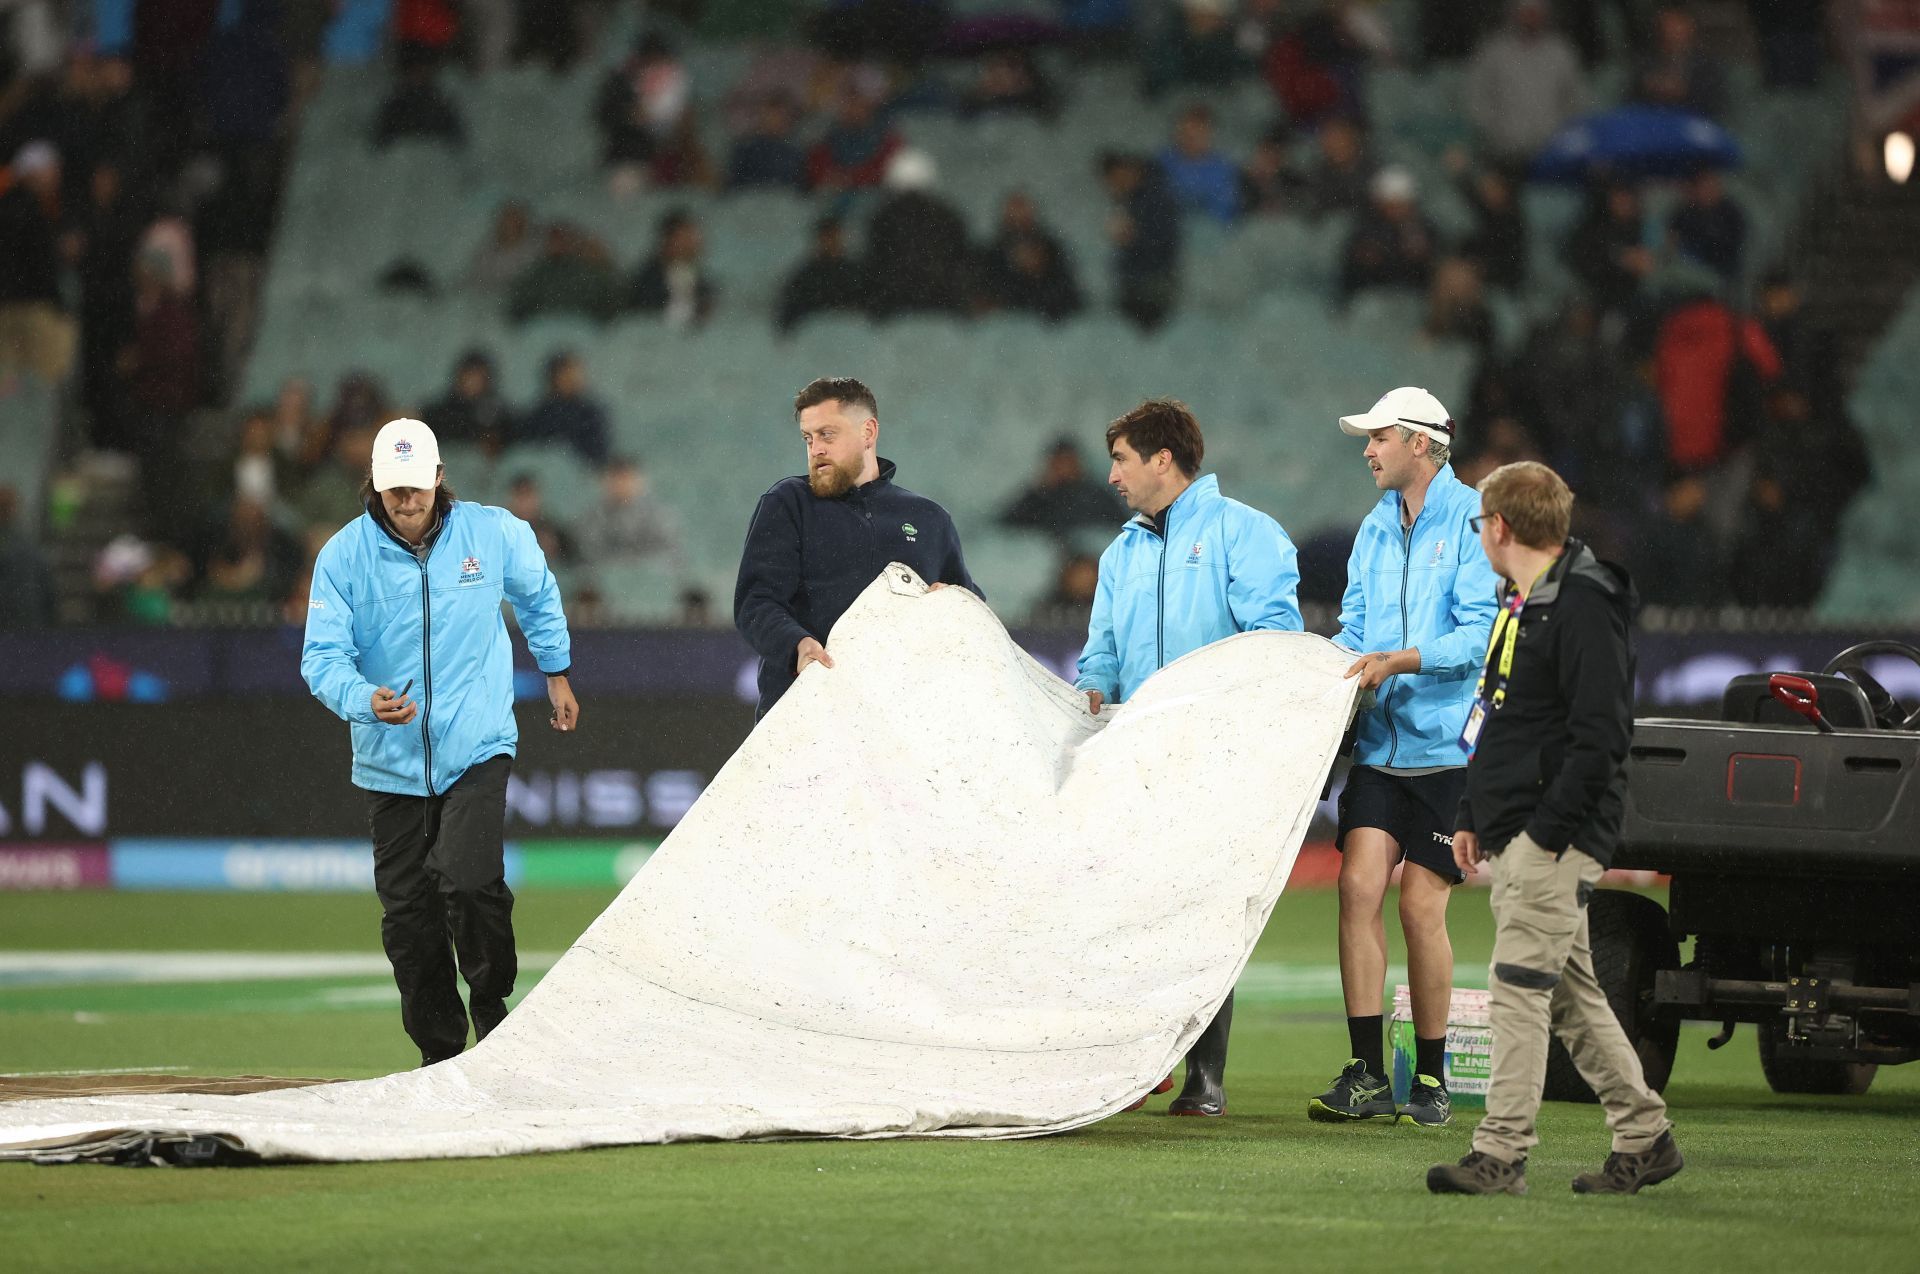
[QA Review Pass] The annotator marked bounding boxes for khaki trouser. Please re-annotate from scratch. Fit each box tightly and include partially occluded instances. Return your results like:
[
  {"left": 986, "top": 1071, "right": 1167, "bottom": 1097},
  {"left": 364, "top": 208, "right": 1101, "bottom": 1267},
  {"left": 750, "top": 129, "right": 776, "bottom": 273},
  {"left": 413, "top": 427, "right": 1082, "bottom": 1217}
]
[{"left": 1473, "top": 832, "right": 1671, "bottom": 1163}]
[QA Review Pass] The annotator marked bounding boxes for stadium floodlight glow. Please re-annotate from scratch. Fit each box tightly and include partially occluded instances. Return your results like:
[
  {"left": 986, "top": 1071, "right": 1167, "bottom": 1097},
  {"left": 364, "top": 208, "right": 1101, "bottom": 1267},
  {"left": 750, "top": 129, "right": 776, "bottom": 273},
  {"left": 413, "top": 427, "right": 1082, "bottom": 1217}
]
[{"left": 1887, "top": 131, "right": 1915, "bottom": 185}]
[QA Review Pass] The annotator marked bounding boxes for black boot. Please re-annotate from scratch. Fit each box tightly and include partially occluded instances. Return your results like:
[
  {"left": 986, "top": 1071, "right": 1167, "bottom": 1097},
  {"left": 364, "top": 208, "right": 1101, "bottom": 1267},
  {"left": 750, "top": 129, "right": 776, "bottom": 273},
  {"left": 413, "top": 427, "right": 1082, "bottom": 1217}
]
[{"left": 1169, "top": 991, "right": 1233, "bottom": 1116}]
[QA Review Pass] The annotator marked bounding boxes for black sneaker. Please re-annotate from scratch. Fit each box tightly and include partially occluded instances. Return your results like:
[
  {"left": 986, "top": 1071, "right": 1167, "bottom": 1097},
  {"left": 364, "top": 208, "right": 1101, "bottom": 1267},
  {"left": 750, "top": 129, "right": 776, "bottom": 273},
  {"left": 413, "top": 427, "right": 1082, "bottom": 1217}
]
[
  {"left": 1571, "top": 1130, "right": 1684, "bottom": 1195},
  {"left": 1427, "top": 1150, "right": 1528, "bottom": 1196},
  {"left": 1397, "top": 1073, "right": 1452, "bottom": 1127},
  {"left": 1307, "top": 1059, "right": 1397, "bottom": 1122}
]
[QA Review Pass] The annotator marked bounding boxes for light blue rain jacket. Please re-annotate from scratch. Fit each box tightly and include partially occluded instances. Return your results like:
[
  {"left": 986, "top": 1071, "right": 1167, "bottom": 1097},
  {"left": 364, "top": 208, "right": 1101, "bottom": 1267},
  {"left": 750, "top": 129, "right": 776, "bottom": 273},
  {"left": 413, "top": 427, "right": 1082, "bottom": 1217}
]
[
  {"left": 301, "top": 501, "right": 572, "bottom": 796},
  {"left": 1075, "top": 474, "right": 1302, "bottom": 704},
  {"left": 1333, "top": 464, "right": 1500, "bottom": 769}
]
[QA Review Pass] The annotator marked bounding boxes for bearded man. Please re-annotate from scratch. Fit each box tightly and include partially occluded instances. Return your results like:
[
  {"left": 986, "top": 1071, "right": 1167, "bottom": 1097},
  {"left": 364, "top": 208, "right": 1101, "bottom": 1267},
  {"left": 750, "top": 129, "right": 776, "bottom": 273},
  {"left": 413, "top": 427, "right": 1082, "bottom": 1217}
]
[{"left": 734, "top": 376, "right": 983, "bottom": 720}]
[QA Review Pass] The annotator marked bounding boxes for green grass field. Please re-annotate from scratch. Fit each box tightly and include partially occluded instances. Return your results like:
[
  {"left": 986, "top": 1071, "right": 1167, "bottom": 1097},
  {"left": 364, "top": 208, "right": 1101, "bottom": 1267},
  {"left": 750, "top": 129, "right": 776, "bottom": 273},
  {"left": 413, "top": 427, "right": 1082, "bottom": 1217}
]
[{"left": 3, "top": 885, "right": 1917, "bottom": 1273}]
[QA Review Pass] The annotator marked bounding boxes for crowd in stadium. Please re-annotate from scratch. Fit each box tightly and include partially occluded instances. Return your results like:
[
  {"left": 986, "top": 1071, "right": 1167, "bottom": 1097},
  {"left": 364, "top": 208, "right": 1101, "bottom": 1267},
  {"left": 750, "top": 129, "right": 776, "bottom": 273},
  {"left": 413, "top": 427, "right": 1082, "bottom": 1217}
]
[{"left": 0, "top": 0, "right": 1869, "bottom": 631}]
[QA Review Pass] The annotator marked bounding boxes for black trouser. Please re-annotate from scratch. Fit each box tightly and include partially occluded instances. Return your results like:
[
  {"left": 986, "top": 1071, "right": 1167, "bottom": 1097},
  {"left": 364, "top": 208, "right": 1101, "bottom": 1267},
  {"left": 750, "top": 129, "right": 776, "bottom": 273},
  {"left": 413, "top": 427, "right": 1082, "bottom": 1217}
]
[{"left": 366, "top": 754, "right": 517, "bottom": 1061}]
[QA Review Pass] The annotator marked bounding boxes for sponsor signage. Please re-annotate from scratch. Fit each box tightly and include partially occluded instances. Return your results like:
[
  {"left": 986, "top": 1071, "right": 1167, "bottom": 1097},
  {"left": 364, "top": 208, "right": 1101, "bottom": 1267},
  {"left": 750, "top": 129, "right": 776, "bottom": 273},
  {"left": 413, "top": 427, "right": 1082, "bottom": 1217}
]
[{"left": 0, "top": 700, "right": 752, "bottom": 842}]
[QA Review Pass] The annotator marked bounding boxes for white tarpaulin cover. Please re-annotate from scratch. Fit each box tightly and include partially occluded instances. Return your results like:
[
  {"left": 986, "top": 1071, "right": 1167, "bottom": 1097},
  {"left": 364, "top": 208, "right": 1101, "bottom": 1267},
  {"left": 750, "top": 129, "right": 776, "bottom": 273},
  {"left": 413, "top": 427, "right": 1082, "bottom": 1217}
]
[{"left": 0, "top": 566, "right": 1357, "bottom": 1163}]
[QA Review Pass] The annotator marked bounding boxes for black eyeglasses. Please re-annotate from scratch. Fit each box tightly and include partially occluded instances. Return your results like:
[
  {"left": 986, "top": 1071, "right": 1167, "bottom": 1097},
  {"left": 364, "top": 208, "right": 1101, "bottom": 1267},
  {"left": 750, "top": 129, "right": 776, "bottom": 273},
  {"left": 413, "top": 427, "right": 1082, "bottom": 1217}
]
[{"left": 1468, "top": 512, "right": 1498, "bottom": 532}]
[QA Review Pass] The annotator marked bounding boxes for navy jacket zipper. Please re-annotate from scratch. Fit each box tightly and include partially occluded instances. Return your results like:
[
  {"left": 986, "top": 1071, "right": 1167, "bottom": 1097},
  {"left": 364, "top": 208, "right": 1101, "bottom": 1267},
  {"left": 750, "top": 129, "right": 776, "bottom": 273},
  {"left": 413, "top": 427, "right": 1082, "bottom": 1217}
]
[
  {"left": 416, "top": 538, "right": 440, "bottom": 796},
  {"left": 1155, "top": 521, "right": 1169, "bottom": 669}
]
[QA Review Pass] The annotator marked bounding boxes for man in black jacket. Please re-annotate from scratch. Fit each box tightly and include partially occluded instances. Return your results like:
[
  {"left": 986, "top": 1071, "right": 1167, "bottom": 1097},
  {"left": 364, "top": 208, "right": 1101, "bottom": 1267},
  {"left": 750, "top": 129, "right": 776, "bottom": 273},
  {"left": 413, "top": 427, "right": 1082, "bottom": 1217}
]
[
  {"left": 1428, "top": 461, "right": 1680, "bottom": 1199},
  {"left": 734, "top": 377, "right": 982, "bottom": 719}
]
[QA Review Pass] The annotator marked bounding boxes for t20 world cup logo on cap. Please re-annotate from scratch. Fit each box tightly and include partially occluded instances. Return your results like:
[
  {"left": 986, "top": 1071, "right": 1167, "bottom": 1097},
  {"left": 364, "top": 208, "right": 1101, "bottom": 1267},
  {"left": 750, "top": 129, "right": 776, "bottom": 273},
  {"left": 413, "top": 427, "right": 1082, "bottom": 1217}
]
[{"left": 393, "top": 439, "right": 414, "bottom": 461}]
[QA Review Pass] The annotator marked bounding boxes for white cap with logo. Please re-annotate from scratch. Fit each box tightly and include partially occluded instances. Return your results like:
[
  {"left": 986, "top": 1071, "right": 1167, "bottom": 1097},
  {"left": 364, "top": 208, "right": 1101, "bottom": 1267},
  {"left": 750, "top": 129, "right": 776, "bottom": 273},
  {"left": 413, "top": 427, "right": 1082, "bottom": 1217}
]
[
  {"left": 1338, "top": 386, "right": 1455, "bottom": 447},
  {"left": 370, "top": 418, "right": 443, "bottom": 492}
]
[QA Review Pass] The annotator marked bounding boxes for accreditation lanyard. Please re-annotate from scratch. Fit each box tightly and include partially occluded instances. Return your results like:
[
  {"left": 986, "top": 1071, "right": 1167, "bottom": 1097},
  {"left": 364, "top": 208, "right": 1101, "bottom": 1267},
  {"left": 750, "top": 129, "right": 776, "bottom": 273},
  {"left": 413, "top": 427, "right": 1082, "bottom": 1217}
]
[{"left": 1459, "top": 564, "right": 1550, "bottom": 754}]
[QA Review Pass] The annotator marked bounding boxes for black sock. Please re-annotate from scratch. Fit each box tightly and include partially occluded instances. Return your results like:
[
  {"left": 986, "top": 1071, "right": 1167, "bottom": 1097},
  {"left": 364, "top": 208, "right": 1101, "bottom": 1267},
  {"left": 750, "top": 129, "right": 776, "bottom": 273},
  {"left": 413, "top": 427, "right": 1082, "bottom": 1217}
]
[
  {"left": 1416, "top": 1035, "right": 1448, "bottom": 1085},
  {"left": 1347, "top": 1014, "right": 1385, "bottom": 1079}
]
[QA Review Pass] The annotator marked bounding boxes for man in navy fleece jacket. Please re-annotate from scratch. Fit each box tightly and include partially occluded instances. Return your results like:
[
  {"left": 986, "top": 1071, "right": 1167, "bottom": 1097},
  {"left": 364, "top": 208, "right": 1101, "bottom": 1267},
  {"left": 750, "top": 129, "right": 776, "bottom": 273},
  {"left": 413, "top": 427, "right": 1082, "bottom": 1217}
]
[{"left": 734, "top": 376, "right": 982, "bottom": 720}]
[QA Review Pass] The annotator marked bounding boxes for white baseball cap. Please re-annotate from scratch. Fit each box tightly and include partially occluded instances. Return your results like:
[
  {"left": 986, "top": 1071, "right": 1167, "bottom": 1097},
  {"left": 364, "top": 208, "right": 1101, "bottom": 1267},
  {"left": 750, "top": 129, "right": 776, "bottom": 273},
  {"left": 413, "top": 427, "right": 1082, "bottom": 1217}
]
[
  {"left": 1338, "top": 386, "right": 1456, "bottom": 445},
  {"left": 370, "top": 418, "right": 442, "bottom": 491}
]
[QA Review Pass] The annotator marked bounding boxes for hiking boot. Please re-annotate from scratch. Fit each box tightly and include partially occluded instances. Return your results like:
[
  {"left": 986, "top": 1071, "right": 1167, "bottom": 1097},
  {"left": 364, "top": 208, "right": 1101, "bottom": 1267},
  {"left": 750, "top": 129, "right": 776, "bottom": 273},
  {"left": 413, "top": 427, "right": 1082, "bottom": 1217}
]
[
  {"left": 1307, "top": 1059, "right": 1396, "bottom": 1122},
  {"left": 1427, "top": 1150, "right": 1528, "bottom": 1196},
  {"left": 1169, "top": 992, "right": 1232, "bottom": 1116},
  {"left": 1397, "top": 1073, "right": 1452, "bottom": 1127},
  {"left": 1571, "top": 1131, "right": 1684, "bottom": 1195}
]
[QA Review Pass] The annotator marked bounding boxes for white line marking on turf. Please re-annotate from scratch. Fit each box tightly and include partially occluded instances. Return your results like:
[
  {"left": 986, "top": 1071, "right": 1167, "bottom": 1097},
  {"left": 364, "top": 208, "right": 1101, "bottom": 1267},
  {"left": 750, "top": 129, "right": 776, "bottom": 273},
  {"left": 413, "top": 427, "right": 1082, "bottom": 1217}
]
[
  {"left": 0, "top": 1065, "right": 191, "bottom": 1077},
  {"left": 0, "top": 952, "right": 562, "bottom": 989}
]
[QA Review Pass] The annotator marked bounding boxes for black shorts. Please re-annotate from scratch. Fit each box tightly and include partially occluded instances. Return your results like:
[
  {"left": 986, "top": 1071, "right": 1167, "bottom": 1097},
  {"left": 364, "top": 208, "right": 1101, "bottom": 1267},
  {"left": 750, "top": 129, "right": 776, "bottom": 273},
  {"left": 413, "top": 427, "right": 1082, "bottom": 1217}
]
[{"left": 1335, "top": 765, "right": 1468, "bottom": 884}]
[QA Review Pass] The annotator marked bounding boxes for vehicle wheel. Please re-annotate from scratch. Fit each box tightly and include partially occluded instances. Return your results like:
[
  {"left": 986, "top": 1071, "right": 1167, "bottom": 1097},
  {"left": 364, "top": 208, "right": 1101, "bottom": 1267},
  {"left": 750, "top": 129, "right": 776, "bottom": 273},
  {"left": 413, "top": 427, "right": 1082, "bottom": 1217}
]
[
  {"left": 1757, "top": 1024, "right": 1878, "bottom": 1095},
  {"left": 1541, "top": 890, "right": 1681, "bottom": 1104}
]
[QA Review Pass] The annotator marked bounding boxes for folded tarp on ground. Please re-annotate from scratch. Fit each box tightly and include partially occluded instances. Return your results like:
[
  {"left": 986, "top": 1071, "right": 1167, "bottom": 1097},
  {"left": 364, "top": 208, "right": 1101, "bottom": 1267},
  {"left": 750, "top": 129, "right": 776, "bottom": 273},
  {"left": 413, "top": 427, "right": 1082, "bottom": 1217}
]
[{"left": 0, "top": 565, "right": 1357, "bottom": 1163}]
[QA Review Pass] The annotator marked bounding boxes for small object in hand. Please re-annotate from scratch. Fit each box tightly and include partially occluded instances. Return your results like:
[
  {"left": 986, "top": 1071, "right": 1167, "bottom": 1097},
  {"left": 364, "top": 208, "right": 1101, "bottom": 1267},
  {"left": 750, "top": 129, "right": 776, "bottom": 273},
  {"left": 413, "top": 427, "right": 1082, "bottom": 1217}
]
[{"left": 399, "top": 678, "right": 413, "bottom": 699}]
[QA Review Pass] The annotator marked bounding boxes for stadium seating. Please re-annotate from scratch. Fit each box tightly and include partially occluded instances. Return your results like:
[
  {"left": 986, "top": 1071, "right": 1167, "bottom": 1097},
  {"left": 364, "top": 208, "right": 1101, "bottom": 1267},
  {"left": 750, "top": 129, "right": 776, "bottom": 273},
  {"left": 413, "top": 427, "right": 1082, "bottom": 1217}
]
[
  {"left": 240, "top": 20, "right": 1850, "bottom": 621},
  {"left": 1821, "top": 284, "right": 1920, "bottom": 622},
  {"left": 0, "top": 375, "right": 60, "bottom": 530}
]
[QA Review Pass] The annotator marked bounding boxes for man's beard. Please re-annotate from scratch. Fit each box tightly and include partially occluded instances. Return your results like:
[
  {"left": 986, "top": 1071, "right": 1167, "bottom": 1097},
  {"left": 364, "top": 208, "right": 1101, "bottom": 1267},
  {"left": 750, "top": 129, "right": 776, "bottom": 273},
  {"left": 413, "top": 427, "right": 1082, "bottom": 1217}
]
[{"left": 808, "top": 455, "right": 861, "bottom": 498}]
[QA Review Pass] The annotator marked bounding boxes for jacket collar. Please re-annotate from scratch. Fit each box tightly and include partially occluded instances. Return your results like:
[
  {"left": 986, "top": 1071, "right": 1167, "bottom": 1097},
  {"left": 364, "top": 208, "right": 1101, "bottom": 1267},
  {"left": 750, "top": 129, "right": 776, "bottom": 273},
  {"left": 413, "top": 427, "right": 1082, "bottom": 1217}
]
[
  {"left": 808, "top": 456, "right": 898, "bottom": 501},
  {"left": 1127, "top": 472, "right": 1219, "bottom": 538}
]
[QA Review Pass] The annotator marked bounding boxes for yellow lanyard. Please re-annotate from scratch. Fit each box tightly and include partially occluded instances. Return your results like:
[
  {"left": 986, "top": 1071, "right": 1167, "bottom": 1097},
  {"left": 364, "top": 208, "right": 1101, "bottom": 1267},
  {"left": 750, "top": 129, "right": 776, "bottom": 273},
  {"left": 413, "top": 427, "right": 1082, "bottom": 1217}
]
[{"left": 1472, "top": 564, "right": 1553, "bottom": 710}]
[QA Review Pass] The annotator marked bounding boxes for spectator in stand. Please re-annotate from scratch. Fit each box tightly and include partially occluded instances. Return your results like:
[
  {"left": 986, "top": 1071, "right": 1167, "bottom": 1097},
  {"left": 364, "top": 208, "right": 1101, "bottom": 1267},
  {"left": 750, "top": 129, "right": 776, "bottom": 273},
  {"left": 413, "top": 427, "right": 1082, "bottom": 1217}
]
[
  {"left": 1752, "top": 383, "right": 1871, "bottom": 549},
  {"left": 1515, "top": 298, "right": 1623, "bottom": 477},
  {"left": 1030, "top": 551, "right": 1102, "bottom": 628},
  {"left": 1239, "top": 126, "right": 1302, "bottom": 216},
  {"left": 515, "top": 0, "right": 584, "bottom": 72},
  {"left": 594, "top": 33, "right": 690, "bottom": 189},
  {"left": 977, "top": 192, "right": 1083, "bottom": 322},
  {"left": 1632, "top": 470, "right": 1721, "bottom": 608},
  {"left": 275, "top": 376, "right": 326, "bottom": 469},
  {"left": 1424, "top": 257, "right": 1494, "bottom": 349},
  {"left": 519, "top": 351, "right": 611, "bottom": 466},
  {"left": 628, "top": 208, "right": 716, "bottom": 330},
  {"left": 78, "top": 160, "right": 146, "bottom": 436},
  {"left": 0, "top": 485, "right": 57, "bottom": 629},
  {"left": 0, "top": 142, "right": 75, "bottom": 384},
  {"left": 1300, "top": 116, "right": 1373, "bottom": 220},
  {"left": 1146, "top": 0, "right": 1244, "bottom": 98},
  {"left": 864, "top": 150, "right": 973, "bottom": 320},
  {"left": 291, "top": 425, "right": 379, "bottom": 535},
  {"left": 394, "top": 0, "right": 461, "bottom": 70},
  {"left": 372, "top": 61, "right": 467, "bottom": 149},
  {"left": 1158, "top": 102, "right": 1240, "bottom": 224},
  {"left": 1747, "top": 0, "right": 1825, "bottom": 90},
  {"left": 466, "top": 201, "right": 541, "bottom": 291},
  {"left": 578, "top": 457, "right": 680, "bottom": 566},
  {"left": 1339, "top": 166, "right": 1437, "bottom": 302},
  {"left": 807, "top": 88, "right": 902, "bottom": 192},
  {"left": 228, "top": 407, "right": 294, "bottom": 516},
  {"left": 1451, "top": 413, "right": 1543, "bottom": 489},
  {"left": 1566, "top": 181, "right": 1652, "bottom": 320},
  {"left": 1755, "top": 271, "right": 1844, "bottom": 422},
  {"left": 726, "top": 96, "right": 808, "bottom": 192},
  {"left": 1000, "top": 438, "right": 1122, "bottom": 540},
  {"left": 121, "top": 249, "right": 200, "bottom": 546},
  {"left": 200, "top": 495, "right": 302, "bottom": 604},
  {"left": 1101, "top": 151, "right": 1182, "bottom": 331},
  {"left": 959, "top": 49, "right": 1061, "bottom": 121},
  {"left": 1262, "top": 1, "right": 1371, "bottom": 124},
  {"left": 423, "top": 350, "right": 516, "bottom": 456},
  {"left": 1653, "top": 294, "right": 1781, "bottom": 477},
  {"left": 1667, "top": 169, "right": 1747, "bottom": 283},
  {"left": 1451, "top": 156, "right": 1528, "bottom": 291},
  {"left": 1727, "top": 465, "right": 1825, "bottom": 609},
  {"left": 777, "top": 216, "right": 871, "bottom": 335},
  {"left": 507, "top": 222, "right": 621, "bottom": 325},
  {"left": 15, "top": 54, "right": 138, "bottom": 212},
  {"left": 505, "top": 472, "right": 579, "bottom": 567},
  {"left": 1466, "top": 0, "right": 1588, "bottom": 171},
  {"left": 1632, "top": 3, "right": 1728, "bottom": 120}
]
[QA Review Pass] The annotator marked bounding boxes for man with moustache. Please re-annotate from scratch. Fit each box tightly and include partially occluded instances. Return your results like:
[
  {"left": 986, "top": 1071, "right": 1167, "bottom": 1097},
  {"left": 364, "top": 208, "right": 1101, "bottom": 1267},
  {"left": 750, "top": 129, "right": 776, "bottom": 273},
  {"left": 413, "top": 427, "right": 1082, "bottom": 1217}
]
[
  {"left": 1311, "top": 387, "right": 1497, "bottom": 1130},
  {"left": 1074, "top": 397, "right": 1302, "bottom": 1118},
  {"left": 734, "top": 376, "right": 982, "bottom": 720}
]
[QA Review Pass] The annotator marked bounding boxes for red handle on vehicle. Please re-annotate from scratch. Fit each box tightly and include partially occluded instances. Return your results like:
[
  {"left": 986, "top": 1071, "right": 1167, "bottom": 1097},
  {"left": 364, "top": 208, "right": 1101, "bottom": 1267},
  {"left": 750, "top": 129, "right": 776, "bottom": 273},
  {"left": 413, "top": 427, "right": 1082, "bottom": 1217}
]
[{"left": 1769, "top": 674, "right": 1834, "bottom": 733}]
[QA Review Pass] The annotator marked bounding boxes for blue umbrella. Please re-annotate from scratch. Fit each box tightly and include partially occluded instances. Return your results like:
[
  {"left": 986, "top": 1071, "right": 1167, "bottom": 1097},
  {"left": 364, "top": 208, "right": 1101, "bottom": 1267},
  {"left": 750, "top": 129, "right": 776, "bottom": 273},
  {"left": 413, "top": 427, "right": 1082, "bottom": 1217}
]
[{"left": 1530, "top": 106, "right": 1743, "bottom": 183}]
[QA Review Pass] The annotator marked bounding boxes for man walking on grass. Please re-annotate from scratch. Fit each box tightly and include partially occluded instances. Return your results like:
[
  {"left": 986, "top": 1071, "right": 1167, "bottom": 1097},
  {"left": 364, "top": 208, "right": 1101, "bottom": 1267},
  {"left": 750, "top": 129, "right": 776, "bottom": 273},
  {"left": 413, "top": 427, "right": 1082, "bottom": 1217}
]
[{"left": 1428, "top": 461, "right": 1680, "bottom": 1197}]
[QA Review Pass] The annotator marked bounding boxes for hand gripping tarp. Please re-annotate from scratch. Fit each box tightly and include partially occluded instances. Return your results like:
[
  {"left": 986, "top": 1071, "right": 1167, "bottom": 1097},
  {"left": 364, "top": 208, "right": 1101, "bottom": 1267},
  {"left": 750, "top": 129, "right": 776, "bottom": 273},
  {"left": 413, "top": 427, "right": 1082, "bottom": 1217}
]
[{"left": 0, "top": 566, "right": 1358, "bottom": 1163}]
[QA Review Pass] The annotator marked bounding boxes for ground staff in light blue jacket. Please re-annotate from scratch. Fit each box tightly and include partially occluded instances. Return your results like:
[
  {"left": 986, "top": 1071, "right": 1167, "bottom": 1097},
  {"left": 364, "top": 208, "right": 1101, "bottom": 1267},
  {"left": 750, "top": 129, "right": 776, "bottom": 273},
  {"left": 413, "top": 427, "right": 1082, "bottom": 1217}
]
[
  {"left": 1074, "top": 398, "right": 1302, "bottom": 1122},
  {"left": 1306, "top": 387, "right": 1498, "bottom": 1131},
  {"left": 301, "top": 418, "right": 577, "bottom": 1066}
]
